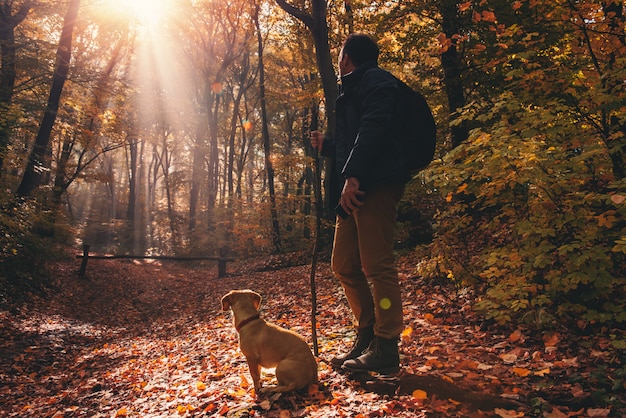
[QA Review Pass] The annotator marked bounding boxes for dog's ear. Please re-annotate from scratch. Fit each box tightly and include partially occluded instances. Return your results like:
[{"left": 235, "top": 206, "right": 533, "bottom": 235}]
[
  {"left": 221, "top": 293, "right": 232, "bottom": 311},
  {"left": 250, "top": 291, "right": 262, "bottom": 310}
]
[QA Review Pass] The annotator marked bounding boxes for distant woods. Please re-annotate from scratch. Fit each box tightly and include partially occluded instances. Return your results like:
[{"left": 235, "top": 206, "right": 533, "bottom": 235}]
[{"left": 0, "top": 0, "right": 624, "bottom": 328}]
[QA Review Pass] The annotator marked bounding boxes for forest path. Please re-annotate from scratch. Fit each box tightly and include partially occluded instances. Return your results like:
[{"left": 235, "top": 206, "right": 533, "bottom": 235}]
[{"left": 0, "top": 254, "right": 621, "bottom": 417}]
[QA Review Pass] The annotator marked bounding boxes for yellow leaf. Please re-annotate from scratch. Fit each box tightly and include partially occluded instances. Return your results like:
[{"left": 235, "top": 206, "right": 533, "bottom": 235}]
[
  {"left": 512, "top": 367, "right": 531, "bottom": 377},
  {"left": 534, "top": 368, "right": 550, "bottom": 376},
  {"left": 196, "top": 381, "right": 206, "bottom": 391},
  {"left": 412, "top": 389, "right": 428, "bottom": 399},
  {"left": 401, "top": 327, "right": 413, "bottom": 340}
]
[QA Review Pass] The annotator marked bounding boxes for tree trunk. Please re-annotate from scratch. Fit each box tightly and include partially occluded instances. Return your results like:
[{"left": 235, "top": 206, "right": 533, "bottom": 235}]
[
  {"left": 274, "top": 0, "right": 338, "bottom": 213},
  {"left": 0, "top": 0, "right": 32, "bottom": 174},
  {"left": 16, "top": 0, "right": 80, "bottom": 197},
  {"left": 438, "top": 0, "right": 469, "bottom": 149},
  {"left": 254, "top": 2, "right": 281, "bottom": 253},
  {"left": 189, "top": 120, "right": 206, "bottom": 231}
]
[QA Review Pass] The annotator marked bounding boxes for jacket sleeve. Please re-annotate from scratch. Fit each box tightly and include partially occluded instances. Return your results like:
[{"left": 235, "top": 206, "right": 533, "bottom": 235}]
[
  {"left": 320, "top": 136, "right": 335, "bottom": 158},
  {"left": 341, "top": 69, "right": 399, "bottom": 182}
]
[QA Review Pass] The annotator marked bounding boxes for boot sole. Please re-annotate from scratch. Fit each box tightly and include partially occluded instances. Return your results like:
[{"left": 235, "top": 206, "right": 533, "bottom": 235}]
[{"left": 341, "top": 364, "right": 400, "bottom": 375}]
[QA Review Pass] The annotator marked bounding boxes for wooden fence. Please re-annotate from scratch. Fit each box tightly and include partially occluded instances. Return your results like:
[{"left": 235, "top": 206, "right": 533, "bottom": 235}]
[{"left": 76, "top": 245, "right": 234, "bottom": 278}]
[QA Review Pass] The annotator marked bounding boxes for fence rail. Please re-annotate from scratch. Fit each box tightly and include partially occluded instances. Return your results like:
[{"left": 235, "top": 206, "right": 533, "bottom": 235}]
[{"left": 77, "top": 245, "right": 233, "bottom": 278}]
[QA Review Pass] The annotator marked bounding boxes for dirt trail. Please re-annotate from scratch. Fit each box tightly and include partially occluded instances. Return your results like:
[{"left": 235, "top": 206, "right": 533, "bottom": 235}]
[{"left": 0, "top": 255, "right": 622, "bottom": 417}]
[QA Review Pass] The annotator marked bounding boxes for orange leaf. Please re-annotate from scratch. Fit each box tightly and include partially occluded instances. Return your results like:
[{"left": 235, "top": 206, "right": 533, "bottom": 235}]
[
  {"left": 116, "top": 408, "right": 128, "bottom": 417},
  {"left": 543, "top": 333, "right": 559, "bottom": 347},
  {"left": 412, "top": 389, "right": 428, "bottom": 399},
  {"left": 240, "top": 373, "right": 250, "bottom": 388},
  {"left": 196, "top": 381, "right": 206, "bottom": 391},
  {"left": 512, "top": 367, "right": 531, "bottom": 377},
  {"left": 424, "top": 313, "right": 435, "bottom": 322},
  {"left": 482, "top": 10, "right": 496, "bottom": 22},
  {"left": 458, "top": 1, "right": 472, "bottom": 12},
  {"left": 203, "top": 404, "right": 217, "bottom": 413},
  {"left": 509, "top": 329, "right": 523, "bottom": 343}
]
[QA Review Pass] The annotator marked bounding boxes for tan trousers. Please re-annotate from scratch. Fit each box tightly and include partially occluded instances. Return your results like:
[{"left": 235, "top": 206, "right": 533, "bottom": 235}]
[{"left": 331, "top": 183, "right": 405, "bottom": 339}]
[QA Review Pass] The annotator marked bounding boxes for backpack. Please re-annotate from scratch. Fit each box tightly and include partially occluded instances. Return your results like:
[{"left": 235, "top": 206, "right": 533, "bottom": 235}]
[{"left": 394, "top": 77, "right": 437, "bottom": 173}]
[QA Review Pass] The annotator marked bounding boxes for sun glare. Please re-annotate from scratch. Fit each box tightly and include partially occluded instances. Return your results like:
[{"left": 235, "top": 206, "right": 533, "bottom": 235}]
[{"left": 103, "top": 0, "right": 173, "bottom": 28}]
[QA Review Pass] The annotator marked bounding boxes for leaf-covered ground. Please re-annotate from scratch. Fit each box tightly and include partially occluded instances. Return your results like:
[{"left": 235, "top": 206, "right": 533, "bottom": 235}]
[{"left": 0, "top": 253, "right": 624, "bottom": 417}]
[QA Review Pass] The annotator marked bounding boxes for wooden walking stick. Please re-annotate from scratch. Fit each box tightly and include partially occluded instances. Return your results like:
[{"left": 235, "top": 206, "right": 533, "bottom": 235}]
[{"left": 309, "top": 134, "right": 323, "bottom": 356}]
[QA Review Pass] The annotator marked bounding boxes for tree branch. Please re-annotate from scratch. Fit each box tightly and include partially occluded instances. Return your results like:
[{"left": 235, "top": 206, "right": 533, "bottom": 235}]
[{"left": 274, "top": 0, "right": 314, "bottom": 30}]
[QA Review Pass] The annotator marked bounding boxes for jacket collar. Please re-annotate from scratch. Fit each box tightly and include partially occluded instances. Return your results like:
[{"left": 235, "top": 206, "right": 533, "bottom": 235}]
[{"left": 340, "top": 61, "right": 378, "bottom": 92}]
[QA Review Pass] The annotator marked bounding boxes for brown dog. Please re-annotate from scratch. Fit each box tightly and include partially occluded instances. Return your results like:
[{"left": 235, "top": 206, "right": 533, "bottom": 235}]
[{"left": 221, "top": 289, "right": 318, "bottom": 393}]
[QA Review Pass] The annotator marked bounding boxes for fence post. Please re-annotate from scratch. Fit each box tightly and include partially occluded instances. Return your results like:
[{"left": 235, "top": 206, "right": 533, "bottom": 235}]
[
  {"left": 218, "top": 247, "right": 228, "bottom": 278},
  {"left": 79, "top": 244, "right": 90, "bottom": 277}
]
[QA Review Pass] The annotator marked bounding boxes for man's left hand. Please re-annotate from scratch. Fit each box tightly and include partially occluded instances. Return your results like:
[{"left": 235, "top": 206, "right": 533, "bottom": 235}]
[{"left": 340, "top": 177, "right": 365, "bottom": 215}]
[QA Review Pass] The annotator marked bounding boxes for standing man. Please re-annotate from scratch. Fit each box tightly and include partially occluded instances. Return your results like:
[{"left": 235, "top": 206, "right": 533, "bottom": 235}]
[{"left": 310, "top": 33, "right": 411, "bottom": 374}]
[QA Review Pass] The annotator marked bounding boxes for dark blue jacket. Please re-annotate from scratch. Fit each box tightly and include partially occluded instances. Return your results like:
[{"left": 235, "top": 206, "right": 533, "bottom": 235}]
[{"left": 322, "top": 62, "right": 410, "bottom": 207}]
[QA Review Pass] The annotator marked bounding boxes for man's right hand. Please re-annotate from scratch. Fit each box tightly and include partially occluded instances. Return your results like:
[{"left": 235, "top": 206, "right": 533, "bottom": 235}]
[{"left": 310, "top": 130, "right": 324, "bottom": 152}]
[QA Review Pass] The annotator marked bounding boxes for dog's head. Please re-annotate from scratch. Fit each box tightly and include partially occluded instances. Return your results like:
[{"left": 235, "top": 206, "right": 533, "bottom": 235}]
[{"left": 221, "top": 289, "right": 262, "bottom": 312}]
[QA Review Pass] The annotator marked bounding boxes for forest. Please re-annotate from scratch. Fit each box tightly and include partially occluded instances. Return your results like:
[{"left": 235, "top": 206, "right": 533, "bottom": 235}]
[{"left": 0, "top": 0, "right": 624, "bottom": 416}]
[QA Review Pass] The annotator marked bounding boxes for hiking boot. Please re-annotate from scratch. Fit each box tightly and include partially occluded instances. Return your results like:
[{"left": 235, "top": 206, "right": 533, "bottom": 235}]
[
  {"left": 330, "top": 326, "right": 374, "bottom": 368},
  {"left": 341, "top": 336, "right": 400, "bottom": 374}
]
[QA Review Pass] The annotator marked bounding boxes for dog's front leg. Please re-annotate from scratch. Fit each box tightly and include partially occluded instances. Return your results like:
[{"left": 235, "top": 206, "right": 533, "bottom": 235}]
[{"left": 246, "top": 358, "right": 262, "bottom": 392}]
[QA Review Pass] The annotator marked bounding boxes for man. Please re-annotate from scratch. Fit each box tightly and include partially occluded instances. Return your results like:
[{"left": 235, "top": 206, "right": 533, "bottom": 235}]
[{"left": 310, "top": 33, "right": 410, "bottom": 374}]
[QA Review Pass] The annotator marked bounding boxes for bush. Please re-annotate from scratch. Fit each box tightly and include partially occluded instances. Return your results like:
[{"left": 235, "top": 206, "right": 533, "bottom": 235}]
[
  {"left": 429, "top": 98, "right": 625, "bottom": 330},
  {"left": 0, "top": 196, "right": 71, "bottom": 307}
]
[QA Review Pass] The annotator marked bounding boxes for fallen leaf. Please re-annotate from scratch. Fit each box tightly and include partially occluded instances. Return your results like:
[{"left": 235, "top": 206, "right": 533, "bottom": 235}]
[
  {"left": 587, "top": 408, "right": 611, "bottom": 417},
  {"left": 412, "top": 389, "right": 428, "bottom": 399},
  {"left": 611, "top": 194, "right": 625, "bottom": 204},
  {"left": 509, "top": 329, "right": 523, "bottom": 343},
  {"left": 512, "top": 367, "right": 531, "bottom": 377},
  {"left": 500, "top": 353, "right": 518, "bottom": 364},
  {"left": 494, "top": 408, "right": 524, "bottom": 417}
]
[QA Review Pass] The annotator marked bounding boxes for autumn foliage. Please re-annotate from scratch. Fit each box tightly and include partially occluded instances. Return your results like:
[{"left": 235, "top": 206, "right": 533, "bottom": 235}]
[
  {"left": 421, "top": 0, "right": 626, "bottom": 330},
  {"left": 0, "top": 0, "right": 625, "bottom": 415}
]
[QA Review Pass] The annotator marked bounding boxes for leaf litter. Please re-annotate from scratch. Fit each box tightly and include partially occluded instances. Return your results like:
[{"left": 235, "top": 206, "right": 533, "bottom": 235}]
[{"left": 0, "top": 253, "right": 624, "bottom": 417}]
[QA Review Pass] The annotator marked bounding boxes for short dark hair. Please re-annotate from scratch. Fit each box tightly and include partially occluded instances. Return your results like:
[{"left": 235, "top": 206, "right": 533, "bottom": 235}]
[{"left": 341, "top": 33, "right": 379, "bottom": 67}]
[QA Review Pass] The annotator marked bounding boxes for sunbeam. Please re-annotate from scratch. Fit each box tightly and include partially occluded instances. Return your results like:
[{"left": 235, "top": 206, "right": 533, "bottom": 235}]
[{"left": 99, "top": 0, "right": 173, "bottom": 29}]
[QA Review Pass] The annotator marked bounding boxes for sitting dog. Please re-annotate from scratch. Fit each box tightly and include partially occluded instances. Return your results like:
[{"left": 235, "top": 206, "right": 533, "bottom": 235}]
[{"left": 221, "top": 289, "right": 318, "bottom": 393}]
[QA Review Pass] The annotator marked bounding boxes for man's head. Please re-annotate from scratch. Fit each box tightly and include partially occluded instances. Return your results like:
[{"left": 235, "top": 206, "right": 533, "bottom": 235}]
[{"left": 338, "top": 33, "right": 379, "bottom": 76}]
